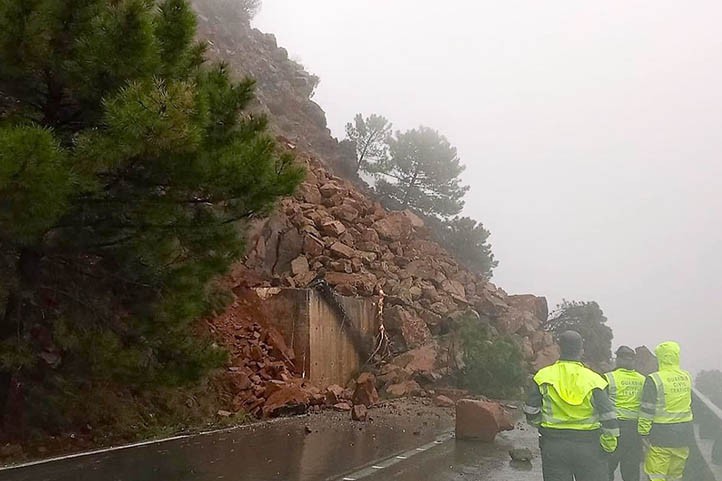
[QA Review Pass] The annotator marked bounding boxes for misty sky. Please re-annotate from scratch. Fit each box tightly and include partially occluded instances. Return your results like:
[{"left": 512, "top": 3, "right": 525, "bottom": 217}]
[{"left": 254, "top": 1, "right": 722, "bottom": 373}]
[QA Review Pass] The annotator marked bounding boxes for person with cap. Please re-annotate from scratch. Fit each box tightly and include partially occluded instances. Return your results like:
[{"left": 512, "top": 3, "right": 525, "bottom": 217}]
[
  {"left": 605, "top": 346, "right": 645, "bottom": 481},
  {"left": 525, "top": 330, "right": 619, "bottom": 481},
  {"left": 638, "top": 341, "right": 694, "bottom": 481}
]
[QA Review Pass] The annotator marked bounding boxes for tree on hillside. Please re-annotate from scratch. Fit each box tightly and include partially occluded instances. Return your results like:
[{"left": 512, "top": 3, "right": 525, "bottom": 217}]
[
  {"left": 428, "top": 216, "right": 498, "bottom": 278},
  {"left": 375, "top": 126, "right": 469, "bottom": 219},
  {"left": 0, "top": 0, "right": 303, "bottom": 424},
  {"left": 344, "top": 113, "right": 392, "bottom": 174},
  {"left": 214, "top": 0, "right": 262, "bottom": 20},
  {"left": 696, "top": 370, "right": 722, "bottom": 408},
  {"left": 545, "top": 300, "right": 613, "bottom": 367}
]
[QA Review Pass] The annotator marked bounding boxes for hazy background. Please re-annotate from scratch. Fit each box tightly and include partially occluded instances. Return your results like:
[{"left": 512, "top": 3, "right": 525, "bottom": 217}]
[{"left": 255, "top": 1, "right": 722, "bottom": 373}]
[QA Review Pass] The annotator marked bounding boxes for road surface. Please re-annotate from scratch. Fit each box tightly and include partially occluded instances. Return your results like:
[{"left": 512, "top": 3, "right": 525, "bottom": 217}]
[{"left": 0, "top": 400, "right": 544, "bottom": 481}]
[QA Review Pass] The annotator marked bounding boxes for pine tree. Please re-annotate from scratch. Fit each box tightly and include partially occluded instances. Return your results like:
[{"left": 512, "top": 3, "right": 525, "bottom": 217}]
[
  {"left": 344, "top": 113, "right": 391, "bottom": 174},
  {"left": 0, "top": 0, "right": 303, "bottom": 420},
  {"left": 545, "top": 301, "right": 614, "bottom": 368},
  {"left": 429, "top": 216, "right": 498, "bottom": 278},
  {"left": 375, "top": 126, "right": 469, "bottom": 219}
]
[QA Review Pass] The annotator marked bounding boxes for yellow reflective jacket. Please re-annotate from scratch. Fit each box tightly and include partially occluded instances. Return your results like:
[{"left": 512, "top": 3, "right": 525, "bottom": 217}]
[
  {"left": 605, "top": 368, "right": 645, "bottom": 420},
  {"left": 638, "top": 341, "right": 693, "bottom": 436},
  {"left": 534, "top": 360, "right": 608, "bottom": 431}
]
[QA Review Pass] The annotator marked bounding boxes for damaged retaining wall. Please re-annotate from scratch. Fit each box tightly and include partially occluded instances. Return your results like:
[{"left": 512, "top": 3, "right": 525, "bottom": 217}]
[{"left": 245, "top": 288, "right": 378, "bottom": 387}]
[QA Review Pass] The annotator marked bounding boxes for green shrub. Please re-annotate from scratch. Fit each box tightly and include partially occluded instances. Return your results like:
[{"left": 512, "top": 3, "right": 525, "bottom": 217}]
[{"left": 457, "top": 317, "right": 525, "bottom": 399}]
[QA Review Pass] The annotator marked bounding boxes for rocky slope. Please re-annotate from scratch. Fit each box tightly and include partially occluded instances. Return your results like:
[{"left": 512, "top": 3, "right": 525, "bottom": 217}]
[{"left": 191, "top": 1, "right": 558, "bottom": 415}]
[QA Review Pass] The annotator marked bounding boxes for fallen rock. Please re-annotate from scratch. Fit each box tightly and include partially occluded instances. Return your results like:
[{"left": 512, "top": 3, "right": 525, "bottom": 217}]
[
  {"left": 325, "top": 384, "right": 345, "bottom": 405},
  {"left": 319, "top": 182, "right": 344, "bottom": 198},
  {"left": 320, "top": 220, "right": 346, "bottom": 237},
  {"left": 506, "top": 295, "right": 548, "bottom": 324},
  {"left": 434, "top": 395, "right": 455, "bottom": 408},
  {"left": 329, "top": 242, "right": 357, "bottom": 259},
  {"left": 392, "top": 344, "right": 437, "bottom": 375},
  {"left": 434, "top": 388, "right": 470, "bottom": 401},
  {"left": 532, "top": 344, "right": 560, "bottom": 372},
  {"left": 386, "top": 380, "right": 422, "bottom": 398},
  {"left": 352, "top": 372, "right": 379, "bottom": 407},
  {"left": 509, "top": 447, "right": 533, "bottom": 462},
  {"left": 263, "top": 384, "right": 311, "bottom": 417},
  {"left": 372, "top": 213, "right": 412, "bottom": 241},
  {"left": 302, "top": 233, "right": 325, "bottom": 256},
  {"left": 333, "top": 402, "right": 352, "bottom": 412},
  {"left": 384, "top": 306, "right": 432, "bottom": 349},
  {"left": 291, "top": 256, "right": 310, "bottom": 276},
  {"left": 402, "top": 209, "right": 425, "bottom": 228},
  {"left": 455, "top": 399, "right": 514, "bottom": 442},
  {"left": 351, "top": 404, "right": 368, "bottom": 421}
]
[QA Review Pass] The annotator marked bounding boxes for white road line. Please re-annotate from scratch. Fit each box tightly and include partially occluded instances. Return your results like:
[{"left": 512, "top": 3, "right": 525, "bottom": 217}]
[
  {"left": 0, "top": 418, "right": 291, "bottom": 472},
  {"left": 334, "top": 431, "right": 453, "bottom": 481}
]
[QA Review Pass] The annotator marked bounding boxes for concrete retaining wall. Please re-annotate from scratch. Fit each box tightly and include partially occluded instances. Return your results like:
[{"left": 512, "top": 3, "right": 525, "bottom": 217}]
[{"left": 245, "top": 288, "right": 378, "bottom": 387}]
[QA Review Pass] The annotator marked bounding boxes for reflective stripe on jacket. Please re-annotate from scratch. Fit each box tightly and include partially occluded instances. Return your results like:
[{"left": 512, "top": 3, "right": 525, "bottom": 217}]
[
  {"left": 638, "top": 341, "right": 693, "bottom": 437},
  {"left": 605, "top": 368, "right": 645, "bottom": 420},
  {"left": 534, "top": 360, "right": 609, "bottom": 431}
]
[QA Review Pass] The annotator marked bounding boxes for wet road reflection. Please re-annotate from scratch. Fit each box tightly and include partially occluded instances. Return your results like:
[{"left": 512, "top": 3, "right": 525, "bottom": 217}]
[
  {"left": 0, "top": 404, "right": 453, "bottom": 481},
  {"left": 361, "top": 424, "right": 541, "bottom": 481}
]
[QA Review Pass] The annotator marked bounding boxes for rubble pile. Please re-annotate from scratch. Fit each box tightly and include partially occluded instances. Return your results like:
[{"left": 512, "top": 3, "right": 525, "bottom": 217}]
[
  {"left": 240, "top": 158, "right": 559, "bottom": 376},
  {"left": 190, "top": 0, "right": 559, "bottom": 417},
  {"left": 209, "top": 305, "right": 317, "bottom": 417}
]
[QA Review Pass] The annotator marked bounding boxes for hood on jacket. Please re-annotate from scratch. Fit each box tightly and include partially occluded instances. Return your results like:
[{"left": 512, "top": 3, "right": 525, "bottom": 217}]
[{"left": 655, "top": 341, "right": 681, "bottom": 369}]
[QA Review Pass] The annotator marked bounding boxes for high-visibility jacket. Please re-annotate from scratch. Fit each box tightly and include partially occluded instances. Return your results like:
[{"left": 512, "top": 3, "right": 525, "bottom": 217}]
[
  {"left": 605, "top": 368, "right": 645, "bottom": 420},
  {"left": 534, "top": 360, "right": 609, "bottom": 431},
  {"left": 639, "top": 341, "right": 693, "bottom": 436}
]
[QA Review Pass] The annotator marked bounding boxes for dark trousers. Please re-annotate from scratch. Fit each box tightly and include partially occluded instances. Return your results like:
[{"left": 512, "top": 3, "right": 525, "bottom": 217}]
[
  {"left": 607, "top": 420, "right": 642, "bottom": 481},
  {"left": 540, "top": 433, "right": 608, "bottom": 481}
]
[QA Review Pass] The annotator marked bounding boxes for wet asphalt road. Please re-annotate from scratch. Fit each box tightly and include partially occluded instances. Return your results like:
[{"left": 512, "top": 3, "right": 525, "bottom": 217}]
[
  {"left": 0, "top": 401, "right": 459, "bottom": 481},
  {"left": 359, "top": 424, "right": 541, "bottom": 481},
  {"left": 0, "top": 400, "right": 551, "bottom": 481}
]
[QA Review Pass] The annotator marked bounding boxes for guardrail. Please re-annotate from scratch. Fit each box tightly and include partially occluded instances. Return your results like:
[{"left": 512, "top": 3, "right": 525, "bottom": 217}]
[
  {"left": 688, "top": 388, "right": 722, "bottom": 481},
  {"left": 693, "top": 388, "right": 722, "bottom": 466}
]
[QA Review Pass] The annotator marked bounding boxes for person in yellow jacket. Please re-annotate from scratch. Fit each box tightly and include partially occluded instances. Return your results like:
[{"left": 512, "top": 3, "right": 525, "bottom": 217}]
[
  {"left": 525, "top": 330, "right": 619, "bottom": 481},
  {"left": 638, "top": 341, "right": 694, "bottom": 481},
  {"left": 605, "top": 346, "right": 645, "bottom": 481}
]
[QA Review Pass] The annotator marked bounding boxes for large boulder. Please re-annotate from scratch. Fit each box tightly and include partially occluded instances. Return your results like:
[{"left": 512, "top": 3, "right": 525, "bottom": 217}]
[
  {"left": 372, "top": 213, "right": 413, "bottom": 241},
  {"left": 532, "top": 344, "right": 560, "bottom": 372},
  {"left": 384, "top": 305, "right": 432, "bottom": 349},
  {"left": 506, "top": 294, "right": 548, "bottom": 323},
  {"left": 352, "top": 372, "right": 380, "bottom": 407},
  {"left": 455, "top": 399, "right": 514, "bottom": 442},
  {"left": 401, "top": 209, "right": 425, "bottom": 228},
  {"left": 262, "top": 384, "right": 311, "bottom": 417},
  {"left": 391, "top": 344, "right": 437, "bottom": 375},
  {"left": 324, "top": 271, "right": 377, "bottom": 296}
]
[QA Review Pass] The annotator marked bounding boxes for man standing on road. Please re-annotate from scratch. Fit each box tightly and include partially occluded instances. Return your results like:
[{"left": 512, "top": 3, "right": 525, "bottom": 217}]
[
  {"left": 525, "top": 330, "right": 619, "bottom": 481},
  {"left": 638, "top": 341, "right": 694, "bottom": 481},
  {"left": 605, "top": 346, "right": 645, "bottom": 481}
]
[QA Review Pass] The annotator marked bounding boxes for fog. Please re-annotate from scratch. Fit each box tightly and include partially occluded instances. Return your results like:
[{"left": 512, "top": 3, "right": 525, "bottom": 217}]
[{"left": 255, "top": 1, "right": 722, "bottom": 373}]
